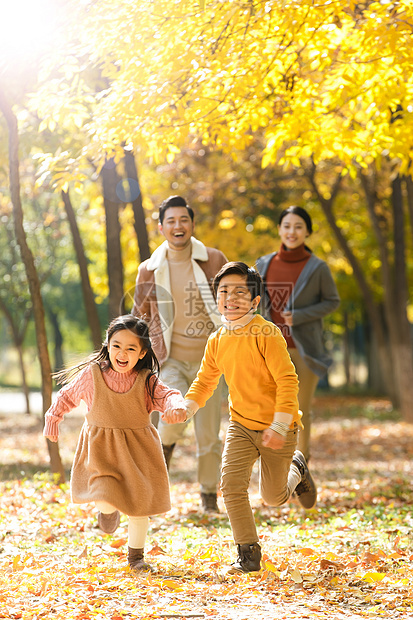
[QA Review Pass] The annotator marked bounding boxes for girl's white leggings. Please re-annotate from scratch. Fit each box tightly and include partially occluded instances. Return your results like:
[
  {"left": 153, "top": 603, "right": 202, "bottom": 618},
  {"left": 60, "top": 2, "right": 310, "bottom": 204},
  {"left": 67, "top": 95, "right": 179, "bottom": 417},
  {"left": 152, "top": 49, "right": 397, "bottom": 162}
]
[{"left": 95, "top": 501, "right": 149, "bottom": 549}]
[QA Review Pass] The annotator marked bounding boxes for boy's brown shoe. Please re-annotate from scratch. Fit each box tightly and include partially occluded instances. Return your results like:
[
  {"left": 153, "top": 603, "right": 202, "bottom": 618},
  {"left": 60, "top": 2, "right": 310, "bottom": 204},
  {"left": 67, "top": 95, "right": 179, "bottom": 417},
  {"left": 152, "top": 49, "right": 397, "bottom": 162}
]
[
  {"left": 228, "top": 543, "right": 262, "bottom": 574},
  {"left": 97, "top": 510, "right": 120, "bottom": 534},
  {"left": 292, "top": 450, "right": 317, "bottom": 509}
]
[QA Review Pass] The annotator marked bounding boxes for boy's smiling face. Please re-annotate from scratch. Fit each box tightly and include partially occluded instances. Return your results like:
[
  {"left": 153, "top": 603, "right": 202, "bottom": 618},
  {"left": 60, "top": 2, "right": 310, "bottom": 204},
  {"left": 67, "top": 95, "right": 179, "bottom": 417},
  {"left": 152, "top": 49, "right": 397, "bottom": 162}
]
[{"left": 216, "top": 274, "right": 260, "bottom": 321}]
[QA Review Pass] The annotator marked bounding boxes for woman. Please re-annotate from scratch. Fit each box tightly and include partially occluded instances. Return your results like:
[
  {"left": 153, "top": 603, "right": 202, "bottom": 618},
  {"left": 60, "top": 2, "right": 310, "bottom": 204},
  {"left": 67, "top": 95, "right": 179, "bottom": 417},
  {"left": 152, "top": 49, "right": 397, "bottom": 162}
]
[{"left": 256, "top": 206, "right": 340, "bottom": 461}]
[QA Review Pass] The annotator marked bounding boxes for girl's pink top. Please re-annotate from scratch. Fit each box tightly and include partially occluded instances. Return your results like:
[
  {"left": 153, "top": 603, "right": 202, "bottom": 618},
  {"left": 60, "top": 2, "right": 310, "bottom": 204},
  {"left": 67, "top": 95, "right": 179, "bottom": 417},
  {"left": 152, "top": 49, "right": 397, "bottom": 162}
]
[{"left": 43, "top": 365, "right": 185, "bottom": 437}]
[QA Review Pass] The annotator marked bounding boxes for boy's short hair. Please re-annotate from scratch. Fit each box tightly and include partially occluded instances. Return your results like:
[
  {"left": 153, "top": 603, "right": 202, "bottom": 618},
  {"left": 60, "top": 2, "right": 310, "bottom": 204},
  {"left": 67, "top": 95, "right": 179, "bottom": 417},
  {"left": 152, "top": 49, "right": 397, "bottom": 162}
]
[
  {"left": 213, "top": 261, "right": 263, "bottom": 300},
  {"left": 159, "top": 195, "right": 194, "bottom": 224}
]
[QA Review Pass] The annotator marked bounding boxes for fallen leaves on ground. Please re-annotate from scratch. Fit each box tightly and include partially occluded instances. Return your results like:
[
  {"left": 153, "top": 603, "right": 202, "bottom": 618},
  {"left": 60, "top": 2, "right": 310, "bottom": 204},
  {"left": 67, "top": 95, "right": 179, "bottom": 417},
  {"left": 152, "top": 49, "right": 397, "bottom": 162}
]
[{"left": 0, "top": 395, "right": 412, "bottom": 619}]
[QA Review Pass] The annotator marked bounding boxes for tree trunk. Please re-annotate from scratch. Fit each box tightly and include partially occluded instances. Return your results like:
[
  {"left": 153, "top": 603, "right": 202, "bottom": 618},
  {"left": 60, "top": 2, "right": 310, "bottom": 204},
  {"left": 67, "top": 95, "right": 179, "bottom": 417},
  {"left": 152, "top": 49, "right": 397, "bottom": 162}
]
[
  {"left": 17, "top": 343, "right": 31, "bottom": 414},
  {"left": 0, "top": 86, "right": 65, "bottom": 481},
  {"left": 343, "top": 311, "right": 351, "bottom": 386},
  {"left": 0, "top": 299, "right": 32, "bottom": 414},
  {"left": 359, "top": 169, "right": 413, "bottom": 419},
  {"left": 388, "top": 175, "right": 413, "bottom": 422},
  {"left": 101, "top": 159, "right": 125, "bottom": 321},
  {"left": 364, "top": 307, "right": 386, "bottom": 394},
  {"left": 358, "top": 168, "right": 398, "bottom": 405},
  {"left": 61, "top": 190, "right": 102, "bottom": 349},
  {"left": 123, "top": 149, "right": 151, "bottom": 262},
  {"left": 48, "top": 308, "right": 64, "bottom": 373},
  {"left": 404, "top": 174, "right": 413, "bottom": 245}
]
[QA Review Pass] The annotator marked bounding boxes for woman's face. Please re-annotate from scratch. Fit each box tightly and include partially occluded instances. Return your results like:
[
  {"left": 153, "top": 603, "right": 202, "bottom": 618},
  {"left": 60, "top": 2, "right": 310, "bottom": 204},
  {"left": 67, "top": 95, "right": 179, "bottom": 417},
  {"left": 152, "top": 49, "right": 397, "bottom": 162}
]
[{"left": 278, "top": 213, "right": 309, "bottom": 250}]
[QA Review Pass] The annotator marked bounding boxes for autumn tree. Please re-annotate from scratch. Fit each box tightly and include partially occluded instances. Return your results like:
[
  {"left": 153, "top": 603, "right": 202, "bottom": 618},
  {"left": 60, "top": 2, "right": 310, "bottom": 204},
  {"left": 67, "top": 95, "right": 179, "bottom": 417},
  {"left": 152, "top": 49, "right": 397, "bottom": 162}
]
[
  {"left": 0, "top": 88, "right": 66, "bottom": 478},
  {"left": 22, "top": 0, "right": 413, "bottom": 417},
  {"left": 61, "top": 0, "right": 412, "bottom": 418},
  {"left": 0, "top": 0, "right": 74, "bottom": 477}
]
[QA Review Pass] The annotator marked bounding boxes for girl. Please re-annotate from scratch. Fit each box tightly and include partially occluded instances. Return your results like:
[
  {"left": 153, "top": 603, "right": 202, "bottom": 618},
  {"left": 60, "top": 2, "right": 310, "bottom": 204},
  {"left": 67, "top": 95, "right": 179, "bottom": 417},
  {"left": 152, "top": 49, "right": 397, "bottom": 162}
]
[
  {"left": 256, "top": 206, "right": 340, "bottom": 461},
  {"left": 44, "top": 314, "right": 186, "bottom": 572}
]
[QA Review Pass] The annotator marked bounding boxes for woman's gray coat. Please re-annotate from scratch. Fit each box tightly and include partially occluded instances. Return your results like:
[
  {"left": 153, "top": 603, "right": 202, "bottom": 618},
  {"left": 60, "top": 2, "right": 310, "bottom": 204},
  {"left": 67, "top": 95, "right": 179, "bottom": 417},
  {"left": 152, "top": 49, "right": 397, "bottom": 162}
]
[{"left": 255, "top": 252, "right": 340, "bottom": 378}]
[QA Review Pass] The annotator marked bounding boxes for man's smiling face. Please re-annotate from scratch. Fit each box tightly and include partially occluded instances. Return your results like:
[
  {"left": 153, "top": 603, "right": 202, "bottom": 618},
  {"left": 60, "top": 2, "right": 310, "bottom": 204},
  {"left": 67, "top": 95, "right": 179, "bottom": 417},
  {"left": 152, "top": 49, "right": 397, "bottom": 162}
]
[{"left": 158, "top": 206, "right": 195, "bottom": 250}]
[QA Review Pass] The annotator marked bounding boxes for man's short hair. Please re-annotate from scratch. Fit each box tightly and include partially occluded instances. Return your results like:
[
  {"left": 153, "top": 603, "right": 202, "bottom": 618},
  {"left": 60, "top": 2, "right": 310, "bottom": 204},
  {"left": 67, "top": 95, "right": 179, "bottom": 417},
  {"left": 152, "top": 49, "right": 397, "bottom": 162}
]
[
  {"left": 159, "top": 195, "right": 194, "bottom": 224},
  {"left": 213, "top": 261, "right": 263, "bottom": 300}
]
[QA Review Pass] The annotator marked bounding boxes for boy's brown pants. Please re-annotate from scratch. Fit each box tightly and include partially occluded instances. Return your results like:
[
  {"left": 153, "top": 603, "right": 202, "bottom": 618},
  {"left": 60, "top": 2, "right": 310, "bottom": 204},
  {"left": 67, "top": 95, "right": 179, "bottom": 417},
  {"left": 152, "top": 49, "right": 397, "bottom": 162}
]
[{"left": 221, "top": 421, "right": 300, "bottom": 545}]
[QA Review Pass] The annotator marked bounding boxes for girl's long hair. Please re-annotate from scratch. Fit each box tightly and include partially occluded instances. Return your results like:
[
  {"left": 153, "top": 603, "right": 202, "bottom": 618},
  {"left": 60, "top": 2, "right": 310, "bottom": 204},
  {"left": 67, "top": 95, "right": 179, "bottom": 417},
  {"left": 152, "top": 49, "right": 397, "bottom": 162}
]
[{"left": 53, "top": 315, "right": 160, "bottom": 402}]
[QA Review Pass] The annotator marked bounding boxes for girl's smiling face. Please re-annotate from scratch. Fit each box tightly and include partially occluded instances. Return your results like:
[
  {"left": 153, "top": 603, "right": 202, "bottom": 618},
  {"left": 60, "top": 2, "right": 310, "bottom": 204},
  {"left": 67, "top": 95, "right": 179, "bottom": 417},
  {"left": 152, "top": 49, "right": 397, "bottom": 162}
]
[
  {"left": 216, "top": 274, "right": 260, "bottom": 321},
  {"left": 108, "top": 329, "right": 146, "bottom": 373}
]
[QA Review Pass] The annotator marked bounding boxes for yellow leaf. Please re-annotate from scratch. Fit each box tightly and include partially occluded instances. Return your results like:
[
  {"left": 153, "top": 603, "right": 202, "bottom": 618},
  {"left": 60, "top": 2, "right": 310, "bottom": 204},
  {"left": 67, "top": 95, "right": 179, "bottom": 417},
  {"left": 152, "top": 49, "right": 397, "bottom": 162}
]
[
  {"left": 262, "top": 150, "right": 275, "bottom": 169},
  {"left": 12, "top": 555, "right": 21, "bottom": 571},
  {"left": 290, "top": 568, "right": 303, "bottom": 583},
  {"left": 394, "top": 579, "right": 409, "bottom": 586},
  {"left": 297, "top": 548, "right": 316, "bottom": 556},
  {"left": 162, "top": 579, "right": 184, "bottom": 591},
  {"left": 362, "top": 572, "right": 385, "bottom": 583},
  {"left": 199, "top": 546, "right": 214, "bottom": 559},
  {"left": 264, "top": 560, "right": 277, "bottom": 573}
]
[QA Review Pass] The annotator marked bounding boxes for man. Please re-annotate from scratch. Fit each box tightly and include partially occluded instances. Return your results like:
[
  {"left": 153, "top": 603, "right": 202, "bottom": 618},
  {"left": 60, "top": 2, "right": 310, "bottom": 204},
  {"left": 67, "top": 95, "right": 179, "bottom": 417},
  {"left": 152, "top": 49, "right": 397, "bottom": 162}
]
[{"left": 132, "top": 195, "right": 227, "bottom": 513}]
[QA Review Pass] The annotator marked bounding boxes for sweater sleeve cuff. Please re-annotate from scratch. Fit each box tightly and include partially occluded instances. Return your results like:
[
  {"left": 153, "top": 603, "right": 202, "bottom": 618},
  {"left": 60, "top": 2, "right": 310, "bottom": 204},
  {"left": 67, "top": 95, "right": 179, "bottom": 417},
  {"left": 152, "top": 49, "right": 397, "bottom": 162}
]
[
  {"left": 43, "top": 417, "right": 60, "bottom": 438},
  {"left": 273, "top": 411, "right": 294, "bottom": 426},
  {"left": 166, "top": 394, "right": 187, "bottom": 411},
  {"left": 184, "top": 399, "right": 199, "bottom": 420}
]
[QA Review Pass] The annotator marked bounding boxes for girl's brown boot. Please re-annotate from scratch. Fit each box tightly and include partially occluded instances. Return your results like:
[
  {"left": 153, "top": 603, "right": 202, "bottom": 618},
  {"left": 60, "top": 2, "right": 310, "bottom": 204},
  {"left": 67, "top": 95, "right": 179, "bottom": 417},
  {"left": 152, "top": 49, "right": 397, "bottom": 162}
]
[
  {"left": 127, "top": 547, "right": 152, "bottom": 572},
  {"left": 97, "top": 510, "right": 120, "bottom": 534}
]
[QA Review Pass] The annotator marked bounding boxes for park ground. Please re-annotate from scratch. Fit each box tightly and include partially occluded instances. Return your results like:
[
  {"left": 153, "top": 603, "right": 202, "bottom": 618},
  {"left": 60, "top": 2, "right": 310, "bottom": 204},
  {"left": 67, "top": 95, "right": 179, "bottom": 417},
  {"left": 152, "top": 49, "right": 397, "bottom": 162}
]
[{"left": 0, "top": 394, "right": 412, "bottom": 619}]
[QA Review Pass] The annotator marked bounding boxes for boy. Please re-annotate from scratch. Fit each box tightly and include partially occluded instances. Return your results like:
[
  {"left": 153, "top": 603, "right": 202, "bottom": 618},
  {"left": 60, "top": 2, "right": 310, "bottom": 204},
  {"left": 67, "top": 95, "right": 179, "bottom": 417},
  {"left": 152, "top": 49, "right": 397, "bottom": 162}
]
[{"left": 163, "top": 262, "right": 317, "bottom": 574}]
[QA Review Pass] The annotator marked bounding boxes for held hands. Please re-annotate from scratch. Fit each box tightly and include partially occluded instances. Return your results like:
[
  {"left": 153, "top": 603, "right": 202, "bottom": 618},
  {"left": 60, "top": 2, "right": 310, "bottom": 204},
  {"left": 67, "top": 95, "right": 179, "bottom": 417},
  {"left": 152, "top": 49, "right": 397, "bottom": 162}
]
[
  {"left": 45, "top": 435, "right": 58, "bottom": 443},
  {"left": 161, "top": 407, "right": 188, "bottom": 424},
  {"left": 262, "top": 427, "right": 286, "bottom": 450}
]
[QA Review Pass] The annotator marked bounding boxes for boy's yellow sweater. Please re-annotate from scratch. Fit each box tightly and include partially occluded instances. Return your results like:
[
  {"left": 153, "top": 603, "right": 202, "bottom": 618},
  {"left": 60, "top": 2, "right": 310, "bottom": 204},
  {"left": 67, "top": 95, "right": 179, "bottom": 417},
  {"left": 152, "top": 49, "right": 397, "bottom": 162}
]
[{"left": 186, "top": 314, "right": 301, "bottom": 431}]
